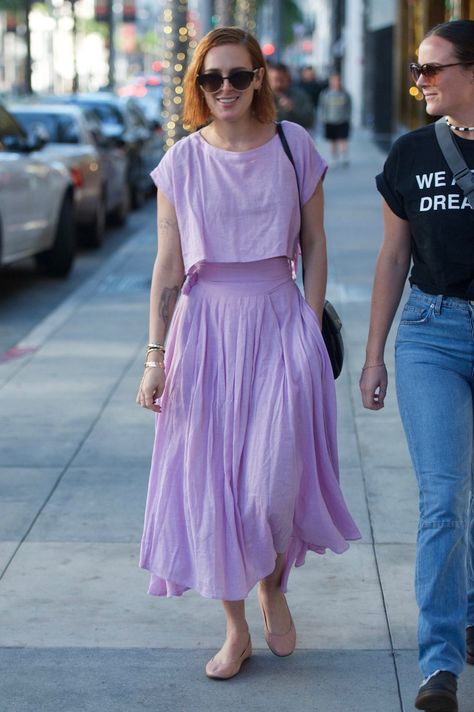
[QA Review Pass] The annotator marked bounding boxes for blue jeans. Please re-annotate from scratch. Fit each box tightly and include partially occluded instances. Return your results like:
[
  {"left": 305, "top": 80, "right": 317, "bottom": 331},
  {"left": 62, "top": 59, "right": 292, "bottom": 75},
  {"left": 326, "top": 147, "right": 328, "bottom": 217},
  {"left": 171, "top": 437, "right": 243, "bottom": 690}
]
[{"left": 395, "top": 286, "right": 474, "bottom": 678}]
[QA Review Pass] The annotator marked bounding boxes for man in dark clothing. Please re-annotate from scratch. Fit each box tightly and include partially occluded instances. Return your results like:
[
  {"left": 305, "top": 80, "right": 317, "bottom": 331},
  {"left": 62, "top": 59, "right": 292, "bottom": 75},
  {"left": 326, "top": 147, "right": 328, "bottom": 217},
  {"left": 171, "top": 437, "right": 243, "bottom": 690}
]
[
  {"left": 298, "top": 66, "right": 328, "bottom": 114},
  {"left": 267, "top": 62, "right": 314, "bottom": 130}
]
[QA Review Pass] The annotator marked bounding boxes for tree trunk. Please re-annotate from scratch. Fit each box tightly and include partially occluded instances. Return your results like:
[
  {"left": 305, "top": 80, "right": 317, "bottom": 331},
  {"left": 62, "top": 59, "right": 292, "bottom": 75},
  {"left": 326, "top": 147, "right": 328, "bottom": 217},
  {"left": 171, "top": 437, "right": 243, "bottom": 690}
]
[
  {"left": 234, "top": 0, "right": 256, "bottom": 33},
  {"left": 214, "top": 0, "right": 234, "bottom": 27},
  {"left": 161, "top": 0, "right": 189, "bottom": 148}
]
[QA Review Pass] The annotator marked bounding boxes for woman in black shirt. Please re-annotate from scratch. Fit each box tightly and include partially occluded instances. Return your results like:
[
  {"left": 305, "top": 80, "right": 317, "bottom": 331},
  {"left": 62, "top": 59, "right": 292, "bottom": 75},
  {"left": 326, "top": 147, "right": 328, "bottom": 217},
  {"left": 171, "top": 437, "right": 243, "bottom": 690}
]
[{"left": 360, "top": 20, "right": 474, "bottom": 712}]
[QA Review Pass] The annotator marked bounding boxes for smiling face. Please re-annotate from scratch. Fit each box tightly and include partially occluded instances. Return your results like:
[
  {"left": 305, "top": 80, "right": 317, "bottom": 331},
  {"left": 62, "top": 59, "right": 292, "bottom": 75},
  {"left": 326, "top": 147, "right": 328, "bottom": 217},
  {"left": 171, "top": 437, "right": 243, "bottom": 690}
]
[
  {"left": 200, "top": 44, "right": 263, "bottom": 124},
  {"left": 416, "top": 35, "right": 474, "bottom": 119}
]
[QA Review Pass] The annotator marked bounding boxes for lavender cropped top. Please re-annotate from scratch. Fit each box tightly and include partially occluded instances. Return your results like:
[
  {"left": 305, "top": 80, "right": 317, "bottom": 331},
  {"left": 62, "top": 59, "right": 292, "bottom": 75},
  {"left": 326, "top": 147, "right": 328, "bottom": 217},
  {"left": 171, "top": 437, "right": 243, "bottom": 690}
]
[{"left": 150, "top": 120, "right": 327, "bottom": 274}]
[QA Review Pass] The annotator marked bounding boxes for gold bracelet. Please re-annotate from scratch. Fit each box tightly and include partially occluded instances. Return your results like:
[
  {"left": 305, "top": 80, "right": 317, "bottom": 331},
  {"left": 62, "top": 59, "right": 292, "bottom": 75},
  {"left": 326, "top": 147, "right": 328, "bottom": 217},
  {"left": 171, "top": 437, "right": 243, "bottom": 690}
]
[
  {"left": 147, "top": 343, "right": 166, "bottom": 352},
  {"left": 361, "top": 363, "right": 385, "bottom": 370},
  {"left": 144, "top": 361, "right": 165, "bottom": 369}
]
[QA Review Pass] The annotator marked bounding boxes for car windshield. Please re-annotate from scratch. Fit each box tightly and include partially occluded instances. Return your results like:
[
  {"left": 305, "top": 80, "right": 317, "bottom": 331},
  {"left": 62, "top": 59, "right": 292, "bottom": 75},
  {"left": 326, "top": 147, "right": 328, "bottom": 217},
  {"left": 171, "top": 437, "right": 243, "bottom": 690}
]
[
  {"left": 13, "top": 112, "right": 81, "bottom": 144},
  {"left": 74, "top": 101, "right": 125, "bottom": 128}
]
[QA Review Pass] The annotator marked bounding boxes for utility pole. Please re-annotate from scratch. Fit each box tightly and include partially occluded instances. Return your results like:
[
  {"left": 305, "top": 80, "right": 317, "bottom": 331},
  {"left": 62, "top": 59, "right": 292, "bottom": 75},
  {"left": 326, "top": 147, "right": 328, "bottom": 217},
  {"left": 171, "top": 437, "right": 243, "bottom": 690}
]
[
  {"left": 107, "top": 0, "right": 115, "bottom": 89},
  {"left": 71, "top": 0, "right": 79, "bottom": 93},
  {"left": 24, "top": 0, "right": 32, "bottom": 94},
  {"left": 273, "top": 0, "right": 283, "bottom": 61}
]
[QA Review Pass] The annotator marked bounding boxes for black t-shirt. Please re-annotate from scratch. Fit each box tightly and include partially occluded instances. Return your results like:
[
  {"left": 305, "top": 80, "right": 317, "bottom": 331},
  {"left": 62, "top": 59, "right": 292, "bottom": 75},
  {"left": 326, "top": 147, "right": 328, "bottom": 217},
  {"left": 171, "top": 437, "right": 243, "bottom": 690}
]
[{"left": 376, "top": 123, "right": 474, "bottom": 299}]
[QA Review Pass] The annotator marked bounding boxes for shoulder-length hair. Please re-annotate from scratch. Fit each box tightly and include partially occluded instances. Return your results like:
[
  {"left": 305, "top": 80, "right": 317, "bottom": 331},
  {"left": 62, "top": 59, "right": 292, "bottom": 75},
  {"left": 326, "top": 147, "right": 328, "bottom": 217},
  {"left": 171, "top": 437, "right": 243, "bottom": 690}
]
[{"left": 182, "top": 27, "right": 276, "bottom": 130}]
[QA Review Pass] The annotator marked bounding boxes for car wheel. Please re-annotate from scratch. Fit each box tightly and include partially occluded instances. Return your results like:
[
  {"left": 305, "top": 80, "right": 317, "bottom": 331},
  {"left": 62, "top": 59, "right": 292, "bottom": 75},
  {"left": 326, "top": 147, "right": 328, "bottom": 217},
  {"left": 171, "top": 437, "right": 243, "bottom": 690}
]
[
  {"left": 35, "top": 195, "right": 76, "bottom": 277},
  {"left": 82, "top": 195, "right": 106, "bottom": 248},
  {"left": 108, "top": 182, "right": 130, "bottom": 227}
]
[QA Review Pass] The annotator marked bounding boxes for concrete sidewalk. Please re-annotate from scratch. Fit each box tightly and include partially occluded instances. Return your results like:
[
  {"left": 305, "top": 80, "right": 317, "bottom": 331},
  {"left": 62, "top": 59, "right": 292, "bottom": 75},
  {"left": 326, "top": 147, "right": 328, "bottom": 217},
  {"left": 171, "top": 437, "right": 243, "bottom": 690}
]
[{"left": 1, "top": 130, "right": 473, "bottom": 712}]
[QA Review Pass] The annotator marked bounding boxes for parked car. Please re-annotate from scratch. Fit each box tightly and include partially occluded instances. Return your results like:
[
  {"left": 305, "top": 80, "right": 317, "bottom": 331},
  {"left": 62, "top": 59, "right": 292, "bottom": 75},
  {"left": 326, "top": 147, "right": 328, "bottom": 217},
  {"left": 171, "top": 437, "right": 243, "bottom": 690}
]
[
  {"left": 10, "top": 104, "right": 106, "bottom": 247},
  {"left": 53, "top": 92, "right": 162, "bottom": 208},
  {"left": 118, "top": 74, "right": 163, "bottom": 126},
  {"left": 0, "top": 103, "right": 75, "bottom": 276},
  {"left": 119, "top": 96, "right": 164, "bottom": 181},
  {"left": 10, "top": 102, "right": 130, "bottom": 241}
]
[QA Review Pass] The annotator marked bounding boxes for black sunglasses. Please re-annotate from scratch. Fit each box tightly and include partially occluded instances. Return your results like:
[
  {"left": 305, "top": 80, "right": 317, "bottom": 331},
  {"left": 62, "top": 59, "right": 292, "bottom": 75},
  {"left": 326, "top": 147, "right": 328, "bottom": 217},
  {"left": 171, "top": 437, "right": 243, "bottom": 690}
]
[
  {"left": 409, "top": 61, "right": 473, "bottom": 81},
  {"left": 197, "top": 68, "right": 260, "bottom": 93}
]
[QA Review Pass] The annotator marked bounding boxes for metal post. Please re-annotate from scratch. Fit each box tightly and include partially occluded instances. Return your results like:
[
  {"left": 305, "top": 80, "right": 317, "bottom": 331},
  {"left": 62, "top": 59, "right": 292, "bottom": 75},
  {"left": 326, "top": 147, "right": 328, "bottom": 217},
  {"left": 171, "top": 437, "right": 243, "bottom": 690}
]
[
  {"left": 107, "top": 0, "right": 115, "bottom": 89},
  {"left": 71, "top": 0, "right": 79, "bottom": 93},
  {"left": 273, "top": 0, "right": 283, "bottom": 61},
  {"left": 25, "top": 0, "right": 32, "bottom": 94}
]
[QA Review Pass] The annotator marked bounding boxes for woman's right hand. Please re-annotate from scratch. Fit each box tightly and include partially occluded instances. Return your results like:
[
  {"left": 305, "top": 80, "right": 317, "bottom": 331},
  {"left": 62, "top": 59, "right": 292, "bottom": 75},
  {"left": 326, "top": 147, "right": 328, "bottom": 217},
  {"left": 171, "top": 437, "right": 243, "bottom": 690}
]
[
  {"left": 136, "top": 367, "right": 166, "bottom": 413},
  {"left": 359, "top": 363, "right": 388, "bottom": 411}
]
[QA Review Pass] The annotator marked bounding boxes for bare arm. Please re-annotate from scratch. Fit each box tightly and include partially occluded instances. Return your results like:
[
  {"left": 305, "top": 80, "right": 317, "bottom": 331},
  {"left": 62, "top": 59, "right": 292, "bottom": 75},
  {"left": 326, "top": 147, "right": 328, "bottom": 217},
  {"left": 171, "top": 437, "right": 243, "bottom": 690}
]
[
  {"left": 137, "top": 189, "right": 185, "bottom": 412},
  {"left": 300, "top": 181, "right": 327, "bottom": 326},
  {"left": 359, "top": 200, "right": 411, "bottom": 410}
]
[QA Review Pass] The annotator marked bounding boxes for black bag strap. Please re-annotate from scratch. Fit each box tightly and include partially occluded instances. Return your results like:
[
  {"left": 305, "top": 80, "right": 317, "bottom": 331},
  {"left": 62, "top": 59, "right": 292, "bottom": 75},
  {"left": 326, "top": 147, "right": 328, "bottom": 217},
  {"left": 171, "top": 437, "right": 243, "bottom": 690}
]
[
  {"left": 276, "top": 122, "right": 305, "bottom": 284},
  {"left": 276, "top": 122, "right": 302, "bottom": 207},
  {"left": 435, "top": 117, "right": 474, "bottom": 209}
]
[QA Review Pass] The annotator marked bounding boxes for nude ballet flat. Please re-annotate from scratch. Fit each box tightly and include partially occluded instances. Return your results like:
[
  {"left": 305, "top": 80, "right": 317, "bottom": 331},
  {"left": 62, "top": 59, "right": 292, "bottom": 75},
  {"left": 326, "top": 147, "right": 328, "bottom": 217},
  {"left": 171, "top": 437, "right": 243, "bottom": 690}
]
[
  {"left": 259, "top": 596, "right": 296, "bottom": 657},
  {"left": 205, "top": 636, "right": 252, "bottom": 680}
]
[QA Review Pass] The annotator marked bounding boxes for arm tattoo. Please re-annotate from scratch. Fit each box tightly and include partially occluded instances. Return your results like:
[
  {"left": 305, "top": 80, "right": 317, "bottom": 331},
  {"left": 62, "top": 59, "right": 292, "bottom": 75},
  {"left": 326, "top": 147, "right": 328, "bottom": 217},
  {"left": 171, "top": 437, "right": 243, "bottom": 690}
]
[
  {"left": 158, "top": 217, "right": 178, "bottom": 232},
  {"left": 159, "top": 286, "right": 180, "bottom": 330}
]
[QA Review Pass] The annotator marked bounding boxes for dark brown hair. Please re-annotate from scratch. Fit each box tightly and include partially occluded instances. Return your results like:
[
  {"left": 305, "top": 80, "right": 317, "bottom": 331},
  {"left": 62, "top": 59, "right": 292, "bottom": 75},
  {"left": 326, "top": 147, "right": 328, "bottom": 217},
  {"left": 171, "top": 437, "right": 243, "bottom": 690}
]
[
  {"left": 425, "top": 20, "right": 474, "bottom": 64},
  {"left": 182, "top": 27, "right": 276, "bottom": 130}
]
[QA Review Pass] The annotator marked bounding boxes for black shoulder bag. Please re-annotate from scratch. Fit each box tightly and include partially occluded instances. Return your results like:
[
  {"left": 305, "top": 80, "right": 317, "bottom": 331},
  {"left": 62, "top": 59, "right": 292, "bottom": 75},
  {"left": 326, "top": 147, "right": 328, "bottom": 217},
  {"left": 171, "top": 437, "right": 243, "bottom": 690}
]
[
  {"left": 434, "top": 117, "right": 474, "bottom": 209},
  {"left": 276, "top": 122, "right": 344, "bottom": 379}
]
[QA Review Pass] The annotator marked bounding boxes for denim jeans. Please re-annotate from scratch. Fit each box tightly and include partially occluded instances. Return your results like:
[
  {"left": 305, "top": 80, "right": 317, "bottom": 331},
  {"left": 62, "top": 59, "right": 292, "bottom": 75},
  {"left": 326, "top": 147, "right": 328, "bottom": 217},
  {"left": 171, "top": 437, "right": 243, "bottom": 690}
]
[{"left": 395, "top": 286, "right": 474, "bottom": 678}]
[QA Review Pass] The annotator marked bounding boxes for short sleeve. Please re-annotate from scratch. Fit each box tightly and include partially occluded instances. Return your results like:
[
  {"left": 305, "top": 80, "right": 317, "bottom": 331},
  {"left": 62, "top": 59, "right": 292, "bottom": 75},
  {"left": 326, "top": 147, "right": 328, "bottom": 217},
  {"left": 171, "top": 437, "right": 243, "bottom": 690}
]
[
  {"left": 301, "top": 131, "right": 327, "bottom": 205},
  {"left": 282, "top": 122, "right": 327, "bottom": 205},
  {"left": 375, "top": 140, "right": 407, "bottom": 220},
  {"left": 150, "top": 146, "right": 174, "bottom": 205}
]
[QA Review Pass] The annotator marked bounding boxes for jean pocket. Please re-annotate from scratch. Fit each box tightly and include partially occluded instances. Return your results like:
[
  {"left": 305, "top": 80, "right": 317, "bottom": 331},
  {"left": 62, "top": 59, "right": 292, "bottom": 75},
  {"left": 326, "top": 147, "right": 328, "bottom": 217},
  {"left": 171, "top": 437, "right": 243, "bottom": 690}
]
[{"left": 400, "top": 302, "right": 434, "bottom": 326}]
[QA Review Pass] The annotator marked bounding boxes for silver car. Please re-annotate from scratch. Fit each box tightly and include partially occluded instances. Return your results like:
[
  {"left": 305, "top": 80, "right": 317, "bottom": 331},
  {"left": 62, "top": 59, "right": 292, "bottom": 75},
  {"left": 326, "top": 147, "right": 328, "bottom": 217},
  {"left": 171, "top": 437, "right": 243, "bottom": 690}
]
[
  {"left": 0, "top": 104, "right": 75, "bottom": 276},
  {"left": 10, "top": 103, "right": 110, "bottom": 247}
]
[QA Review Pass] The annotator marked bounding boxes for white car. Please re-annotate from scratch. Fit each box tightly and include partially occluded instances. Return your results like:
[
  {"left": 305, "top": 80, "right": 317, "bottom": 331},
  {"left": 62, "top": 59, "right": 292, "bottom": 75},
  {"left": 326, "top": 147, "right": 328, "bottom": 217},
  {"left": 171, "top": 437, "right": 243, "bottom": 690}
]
[
  {"left": 0, "top": 103, "right": 75, "bottom": 276},
  {"left": 10, "top": 103, "right": 106, "bottom": 247}
]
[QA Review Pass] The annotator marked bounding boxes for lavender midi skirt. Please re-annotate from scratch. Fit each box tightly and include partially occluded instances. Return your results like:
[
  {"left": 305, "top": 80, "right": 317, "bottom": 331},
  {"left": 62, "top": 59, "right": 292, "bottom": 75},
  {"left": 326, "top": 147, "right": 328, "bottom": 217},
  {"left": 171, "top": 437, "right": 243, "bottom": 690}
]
[{"left": 140, "top": 257, "right": 360, "bottom": 600}]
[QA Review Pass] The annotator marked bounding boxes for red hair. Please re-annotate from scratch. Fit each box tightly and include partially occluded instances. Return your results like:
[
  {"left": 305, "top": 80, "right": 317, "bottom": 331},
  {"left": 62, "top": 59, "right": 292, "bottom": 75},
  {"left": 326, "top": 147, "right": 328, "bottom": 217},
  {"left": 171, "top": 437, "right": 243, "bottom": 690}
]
[{"left": 183, "top": 27, "right": 276, "bottom": 130}]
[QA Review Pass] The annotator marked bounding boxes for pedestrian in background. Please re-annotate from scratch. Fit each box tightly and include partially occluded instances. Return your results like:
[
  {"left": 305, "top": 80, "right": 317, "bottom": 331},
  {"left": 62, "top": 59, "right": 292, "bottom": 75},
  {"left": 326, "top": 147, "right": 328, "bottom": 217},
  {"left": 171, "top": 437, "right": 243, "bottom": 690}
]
[
  {"left": 360, "top": 19, "right": 474, "bottom": 712},
  {"left": 319, "top": 73, "right": 352, "bottom": 166},
  {"left": 267, "top": 61, "right": 315, "bottom": 129},
  {"left": 137, "top": 27, "right": 359, "bottom": 681},
  {"left": 297, "top": 65, "right": 328, "bottom": 128}
]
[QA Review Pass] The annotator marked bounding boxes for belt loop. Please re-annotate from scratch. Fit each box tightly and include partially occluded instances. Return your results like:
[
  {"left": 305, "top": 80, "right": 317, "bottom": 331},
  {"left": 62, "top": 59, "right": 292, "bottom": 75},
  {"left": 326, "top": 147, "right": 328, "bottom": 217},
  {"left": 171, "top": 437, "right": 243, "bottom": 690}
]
[{"left": 433, "top": 294, "right": 443, "bottom": 315}]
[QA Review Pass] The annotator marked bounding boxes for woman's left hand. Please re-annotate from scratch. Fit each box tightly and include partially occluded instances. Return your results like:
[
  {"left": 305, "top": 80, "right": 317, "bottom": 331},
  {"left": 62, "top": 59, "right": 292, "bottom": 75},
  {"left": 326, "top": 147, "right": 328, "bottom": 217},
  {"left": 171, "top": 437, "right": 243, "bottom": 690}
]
[{"left": 359, "top": 363, "right": 388, "bottom": 410}]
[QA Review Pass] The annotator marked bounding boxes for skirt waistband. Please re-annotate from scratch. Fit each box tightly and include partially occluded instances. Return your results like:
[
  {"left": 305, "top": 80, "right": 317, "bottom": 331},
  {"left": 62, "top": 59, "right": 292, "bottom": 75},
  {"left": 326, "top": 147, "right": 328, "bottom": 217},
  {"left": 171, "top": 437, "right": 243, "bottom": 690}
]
[{"left": 182, "top": 258, "right": 292, "bottom": 296}]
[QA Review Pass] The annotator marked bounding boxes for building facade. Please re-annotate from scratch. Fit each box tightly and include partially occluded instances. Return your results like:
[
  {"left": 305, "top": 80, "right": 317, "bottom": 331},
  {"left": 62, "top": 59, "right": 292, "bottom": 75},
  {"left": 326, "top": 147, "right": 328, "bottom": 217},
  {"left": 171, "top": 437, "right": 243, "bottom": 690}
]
[{"left": 332, "top": 0, "right": 474, "bottom": 145}]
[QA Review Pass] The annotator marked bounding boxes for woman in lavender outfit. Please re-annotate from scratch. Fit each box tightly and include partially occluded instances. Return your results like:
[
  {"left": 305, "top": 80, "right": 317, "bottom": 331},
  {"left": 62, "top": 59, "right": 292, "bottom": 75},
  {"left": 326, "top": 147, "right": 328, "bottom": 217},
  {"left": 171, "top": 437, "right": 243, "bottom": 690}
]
[{"left": 137, "top": 27, "right": 360, "bottom": 681}]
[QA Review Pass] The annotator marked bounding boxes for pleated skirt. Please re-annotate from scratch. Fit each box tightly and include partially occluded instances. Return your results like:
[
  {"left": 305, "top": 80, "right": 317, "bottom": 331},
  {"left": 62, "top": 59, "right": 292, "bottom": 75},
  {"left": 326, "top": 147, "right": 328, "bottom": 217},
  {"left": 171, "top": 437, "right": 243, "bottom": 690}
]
[{"left": 139, "top": 257, "right": 360, "bottom": 600}]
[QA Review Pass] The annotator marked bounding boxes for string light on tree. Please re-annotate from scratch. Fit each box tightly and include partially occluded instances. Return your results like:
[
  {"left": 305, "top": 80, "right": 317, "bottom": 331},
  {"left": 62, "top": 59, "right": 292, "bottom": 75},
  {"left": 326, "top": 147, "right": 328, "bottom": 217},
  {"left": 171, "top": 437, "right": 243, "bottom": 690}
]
[
  {"left": 235, "top": 0, "right": 257, "bottom": 33},
  {"left": 161, "top": 0, "right": 190, "bottom": 149}
]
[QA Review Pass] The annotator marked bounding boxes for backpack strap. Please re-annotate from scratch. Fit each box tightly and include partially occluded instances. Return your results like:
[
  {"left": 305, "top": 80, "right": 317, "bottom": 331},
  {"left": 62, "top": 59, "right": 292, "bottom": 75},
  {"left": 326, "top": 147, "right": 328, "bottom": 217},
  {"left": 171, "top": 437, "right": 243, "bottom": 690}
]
[{"left": 435, "top": 117, "right": 474, "bottom": 209}]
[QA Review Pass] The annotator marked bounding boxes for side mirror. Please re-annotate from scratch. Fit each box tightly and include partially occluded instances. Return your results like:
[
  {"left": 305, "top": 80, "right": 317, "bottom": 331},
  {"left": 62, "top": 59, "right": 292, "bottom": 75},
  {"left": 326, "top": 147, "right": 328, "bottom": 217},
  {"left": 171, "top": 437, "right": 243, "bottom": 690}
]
[{"left": 26, "top": 126, "right": 48, "bottom": 151}]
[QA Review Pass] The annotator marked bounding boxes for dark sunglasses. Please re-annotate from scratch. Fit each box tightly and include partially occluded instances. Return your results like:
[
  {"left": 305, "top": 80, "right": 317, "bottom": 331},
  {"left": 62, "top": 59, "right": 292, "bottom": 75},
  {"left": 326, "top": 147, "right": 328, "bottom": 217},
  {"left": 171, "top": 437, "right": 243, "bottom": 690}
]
[
  {"left": 197, "top": 68, "right": 260, "bottom": 93},
  {"left": 409, "top": 61, "right": 473, "bottom": 81}
]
